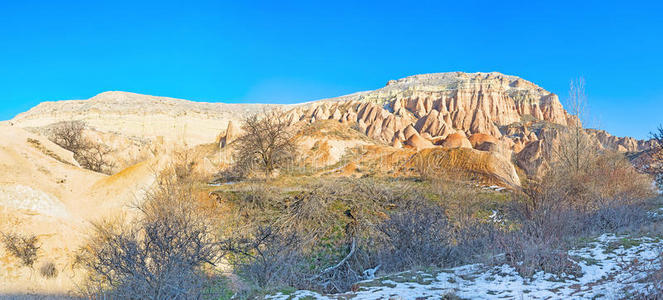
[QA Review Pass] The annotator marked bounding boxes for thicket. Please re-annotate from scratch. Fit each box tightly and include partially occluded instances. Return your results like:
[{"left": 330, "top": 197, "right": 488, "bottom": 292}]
[{"left": 76, "top": 164, "right": 226, "bottom": 299}]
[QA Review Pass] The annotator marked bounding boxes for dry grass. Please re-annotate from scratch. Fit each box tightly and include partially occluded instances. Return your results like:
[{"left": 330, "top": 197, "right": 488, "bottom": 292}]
[{"left": 411, "top": 148, "right": 496, "bottom": 184}]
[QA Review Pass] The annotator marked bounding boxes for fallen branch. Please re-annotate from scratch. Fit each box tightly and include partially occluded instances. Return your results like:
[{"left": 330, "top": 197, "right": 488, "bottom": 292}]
[{"left": 311, "top": 237, "right": 356, "bottom": 280}]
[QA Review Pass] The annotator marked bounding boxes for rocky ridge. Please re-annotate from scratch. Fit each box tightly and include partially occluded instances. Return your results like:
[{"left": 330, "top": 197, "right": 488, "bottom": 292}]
[
  {"left": 9, "top": 72, "right": 653, "bottom": 179},
  {"left": 11, "top": 91, "right": 278, "bottom": 146}
]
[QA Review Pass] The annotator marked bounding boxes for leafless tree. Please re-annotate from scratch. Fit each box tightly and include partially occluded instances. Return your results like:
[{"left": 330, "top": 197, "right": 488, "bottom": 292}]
[
  {"left": 554, "top": 77, "right": 597, "bottom": 174},
  {"left": 49, "top": 121, "right": 116, "bottom": 174},
  {"left": 76, "top": 142, "right": 116, "bottom": 174},
  {"left": 651, "top": 125, "right": 663, "bottom": 148},
  {"left": 50, "top": 120, "right": 87, "bottom": 154},
  {"left": 648, "top": 125, "right": 663, "bottom": 189},
  {"left": 233, "top": 109, "right": 298, "bottom": 177}
]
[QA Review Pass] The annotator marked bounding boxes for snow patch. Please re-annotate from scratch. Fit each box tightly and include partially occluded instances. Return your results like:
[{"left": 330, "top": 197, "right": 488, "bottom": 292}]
[{"left": 267, "top": 234, "right": 663, "bottom": 299}]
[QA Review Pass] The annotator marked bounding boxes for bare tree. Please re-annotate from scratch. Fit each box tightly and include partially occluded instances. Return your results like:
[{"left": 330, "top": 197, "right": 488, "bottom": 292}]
[
  {"left": 76, "top": 142, "right": 116, "bottom": 174},
  {"left": 49, "top": 121, "right": 115, "bottom": 174},
  {"left": 233, "top": 110, "right": 298, "bottom": 177},
  {"left": 648, "top": 125, "right": 663, "bottom": 189},
  {"left": 651, "top": 125, "right": 663, "bottom": 148},
  {"left": 50, "top": 120, "right": 87, "bottom": 154},
  {"left": 554, "top": 77, "right": 597, "bottom": 174}
]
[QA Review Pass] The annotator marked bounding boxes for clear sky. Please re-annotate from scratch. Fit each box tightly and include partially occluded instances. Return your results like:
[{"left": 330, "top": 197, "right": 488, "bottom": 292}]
[{"left": 0, "top": 0, "right": 661, "bottom": 139}]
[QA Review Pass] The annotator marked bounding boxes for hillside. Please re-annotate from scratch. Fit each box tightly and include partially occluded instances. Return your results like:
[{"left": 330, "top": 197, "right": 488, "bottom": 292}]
[
  {"left": 11, "top": 91, "right": 279, "bottom": 146},
  {"left": 1, "top": 71, "right": 660, "bottom": 297},
  {"left": 11, "top": 73, "right": 651, "bottom": 152},
  {"left": 0, "top": 124, "right": 167, "bottom": 294}
]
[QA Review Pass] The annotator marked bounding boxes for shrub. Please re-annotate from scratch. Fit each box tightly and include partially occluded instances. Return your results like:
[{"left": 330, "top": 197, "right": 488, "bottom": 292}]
[
  {"left": 39, "top": 261, "right": 58, "bottom": 279},
  {"left": 1, "top": 232, "right": 40, "bottom": 267},
  {"left": 50, "top": 120, "right": 87, "bottom": 153},
  {"left": 222, "top": 225, "right": 306, "bottom": 290},
  {"left": 529, "top": 150, "right": 654, "bottom": 214},
  {"left": 76, "top": 171, "right": 221, "bottom": 299},
  {"left": 75, "top": 142, "right": 115, "bottom": 174},
  {"left": 373, "top": 203, "right": 455, "bottom": 271},
  {"left": 499, "top": 152, "right": 653, "bottom": 278}
]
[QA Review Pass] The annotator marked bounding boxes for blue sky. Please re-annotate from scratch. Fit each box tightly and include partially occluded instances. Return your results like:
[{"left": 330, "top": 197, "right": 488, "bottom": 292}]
[{"left": 0, "top": 0, "right": 661, "bottom": 139}]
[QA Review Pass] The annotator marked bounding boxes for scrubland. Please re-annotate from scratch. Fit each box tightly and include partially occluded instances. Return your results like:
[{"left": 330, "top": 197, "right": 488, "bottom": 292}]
[{"left": 2, "top": 117, "right": 662, "bottom": 299}]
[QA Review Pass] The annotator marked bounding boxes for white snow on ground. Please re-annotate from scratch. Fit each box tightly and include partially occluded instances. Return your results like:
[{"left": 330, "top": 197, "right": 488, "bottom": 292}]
[{"left": 266, "top": 234, "right": 663, "bottom": 299}]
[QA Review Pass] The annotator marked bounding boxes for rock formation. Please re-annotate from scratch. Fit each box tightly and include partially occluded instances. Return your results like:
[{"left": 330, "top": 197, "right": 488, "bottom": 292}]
[
  {"left": 8, "top": 71, "right": 654, "bottom": 183},
  {"left": 440, "top": 133, "right": 473, "bottom": 149}
]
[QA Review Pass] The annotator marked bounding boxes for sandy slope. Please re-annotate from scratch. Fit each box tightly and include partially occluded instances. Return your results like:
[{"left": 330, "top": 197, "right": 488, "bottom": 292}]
[{"left": 0, "top": 124, "right": 162, "bottom": 294}]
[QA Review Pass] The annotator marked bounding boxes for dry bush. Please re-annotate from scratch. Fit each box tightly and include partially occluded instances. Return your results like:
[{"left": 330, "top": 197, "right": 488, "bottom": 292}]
[
  {"left": 76, "top": 171, "right": 221, "bottom": 299},
  {"left": 498, "top": 183, "right": 653, "bottom": 278},
  {"left": 233, "top": 110, "right": 298, "bottom": 178},
  {"left": 39, "top": 261, "right": 58, "bottom": 279},
  {"left": 497, "top": 223, "right": 580, "bottom": 278},
  {"left": 500, "top": 148, "right": 654, "bottom": 278},
  {"left": 373, "top": 202, "right": 455, "bottom": 271},
  {"left": 1, "top": 232, "right": 40, "bottom": 267},
  {"left": 170, "top": 150, "right": 205, "bottom": 184},
  {"left": 649, "top": 125, "right": 663, "bottom": 190},
  {"left": 538, "top": 151, "right": 654, "bottom": 212},
  {"left": 49, "top": 121, "right": 115, "bottom": 174},
  {"left": 221, "top": 225, "right": 306, "bottom": 290}
]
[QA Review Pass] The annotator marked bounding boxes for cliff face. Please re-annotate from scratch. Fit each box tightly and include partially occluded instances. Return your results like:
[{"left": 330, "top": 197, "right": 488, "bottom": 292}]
[
  {"left": 286, "top": 72, "right": 646, "bottom": 153},
  {"left": 289, "top": 73, "right": 572, "bottom": 143}
]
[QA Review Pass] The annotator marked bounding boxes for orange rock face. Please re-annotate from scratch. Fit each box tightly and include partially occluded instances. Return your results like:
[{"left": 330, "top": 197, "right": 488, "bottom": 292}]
[
  {"left": 468, "top": 133, "right": 500, "bottom": 148},
  {"left": 440, "top": 133, "right": 473, "bottom": 149},
  {"left": 405, "top": 133, "right": 435, "bottom": 149}
]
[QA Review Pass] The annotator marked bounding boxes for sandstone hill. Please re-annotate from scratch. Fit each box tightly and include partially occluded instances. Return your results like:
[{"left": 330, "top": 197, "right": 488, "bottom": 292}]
[
  {"left": 0, "top": 71, "right": 657, "bottom": 295},
  {"left": 0, "top": 124, "right": 170, "bottom": 294},
  {"left": 11, "top": 91, "right": 279, "bottom": 146},
  {"left": 9, "top": 72, "right": 654, "bottom": 182},
  {"left": 11, "top": 72, "right": 649, "bottom": 153}
]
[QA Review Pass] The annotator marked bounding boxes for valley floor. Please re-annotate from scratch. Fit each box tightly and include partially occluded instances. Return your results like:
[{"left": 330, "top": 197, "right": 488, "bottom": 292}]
[{"left": 267, "top": 233, "right": 663, "bottom": 299}]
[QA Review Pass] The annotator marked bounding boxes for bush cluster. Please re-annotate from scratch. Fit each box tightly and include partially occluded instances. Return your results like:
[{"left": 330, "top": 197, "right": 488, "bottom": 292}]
[{"left": 1, "top": 232, "right": 40, "bottom": 268}]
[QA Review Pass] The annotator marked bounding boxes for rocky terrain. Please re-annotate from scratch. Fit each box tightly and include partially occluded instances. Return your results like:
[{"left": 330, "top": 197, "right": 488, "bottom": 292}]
[
  {"left": 0, "top": 71, "right": 658, "bottom": 296},
  {"left": 11, "top": 73, "right": 653, "bottom": 182},
  {"left": 13, "top": 73, "right": 650, "bottom": 153}
]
